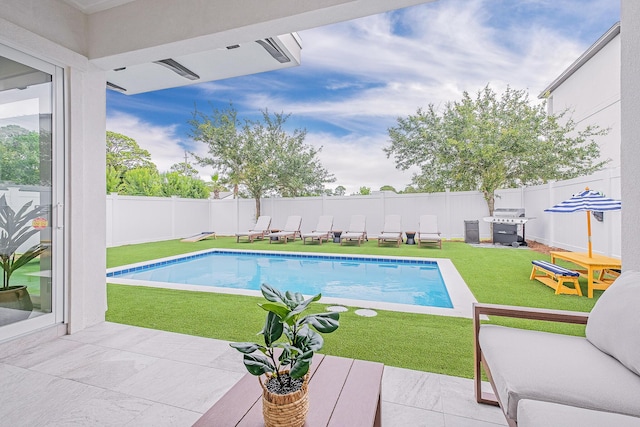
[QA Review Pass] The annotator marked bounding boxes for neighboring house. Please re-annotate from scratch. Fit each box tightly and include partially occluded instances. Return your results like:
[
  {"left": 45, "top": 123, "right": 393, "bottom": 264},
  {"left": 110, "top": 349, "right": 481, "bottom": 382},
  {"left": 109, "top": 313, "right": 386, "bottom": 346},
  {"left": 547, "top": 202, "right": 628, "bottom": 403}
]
[{"left": 539, "top": 22, "right": 621, "bottom": 168}]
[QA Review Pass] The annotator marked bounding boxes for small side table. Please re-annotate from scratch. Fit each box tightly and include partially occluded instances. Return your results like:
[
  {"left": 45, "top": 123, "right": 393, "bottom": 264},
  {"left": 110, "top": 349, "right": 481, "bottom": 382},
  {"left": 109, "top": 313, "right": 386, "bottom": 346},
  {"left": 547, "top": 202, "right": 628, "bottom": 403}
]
[
  {"left": 333, "top": 230, "right": 343, "bottom": 243},
  {"left": 270, "top": 229, "right": 281, "bottom": 241},
  {"left": 405, "top": 231, "right": 416, "bottom": 245}
]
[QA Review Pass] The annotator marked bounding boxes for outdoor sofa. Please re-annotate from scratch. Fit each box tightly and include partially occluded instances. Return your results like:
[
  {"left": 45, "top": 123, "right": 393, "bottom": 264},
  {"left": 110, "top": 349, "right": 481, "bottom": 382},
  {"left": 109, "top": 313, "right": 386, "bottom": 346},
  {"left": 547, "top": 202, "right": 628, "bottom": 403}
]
[{"left": 474, "top": 271, "right": 640, "bottom": 426}]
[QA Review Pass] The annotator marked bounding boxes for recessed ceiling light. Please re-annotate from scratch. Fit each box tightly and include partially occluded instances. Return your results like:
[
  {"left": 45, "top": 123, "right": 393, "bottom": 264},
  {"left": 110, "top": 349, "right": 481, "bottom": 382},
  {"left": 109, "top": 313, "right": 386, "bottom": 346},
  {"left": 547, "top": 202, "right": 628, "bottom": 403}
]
[
  {"left": 153, "top": 59, "right": 200, "bottom": 80},
  {"left": 256, "top": 38, "right": 291, "bottom": 63},
  {"left": 106, "top": 81, "right": 127, "bottom": 92}
]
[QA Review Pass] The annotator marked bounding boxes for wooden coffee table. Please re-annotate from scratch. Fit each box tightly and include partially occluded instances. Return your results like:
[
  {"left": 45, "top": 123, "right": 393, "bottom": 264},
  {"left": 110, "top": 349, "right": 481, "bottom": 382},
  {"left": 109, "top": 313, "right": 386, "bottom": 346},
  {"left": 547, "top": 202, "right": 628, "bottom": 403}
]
[{"left": 194, "top": 354, "right": 383, "bottom": 426}]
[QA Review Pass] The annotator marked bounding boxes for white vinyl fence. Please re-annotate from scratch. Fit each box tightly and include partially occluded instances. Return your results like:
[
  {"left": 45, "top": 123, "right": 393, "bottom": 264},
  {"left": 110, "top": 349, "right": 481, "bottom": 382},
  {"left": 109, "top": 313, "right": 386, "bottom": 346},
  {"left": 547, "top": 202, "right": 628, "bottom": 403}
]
[{"left": 103, "top": 167, "right": 622, "bottom": 258}]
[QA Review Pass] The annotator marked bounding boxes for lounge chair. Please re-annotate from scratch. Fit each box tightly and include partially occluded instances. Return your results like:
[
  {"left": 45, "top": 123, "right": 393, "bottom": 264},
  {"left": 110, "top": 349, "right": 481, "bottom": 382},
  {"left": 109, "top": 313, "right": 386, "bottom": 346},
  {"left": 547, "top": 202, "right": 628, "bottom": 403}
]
[
  {"left": 302, "top": 215, "right": 334, "bottom": 245},
  {"left": 236, "top": 215, "right": 271, "bottom": 243},
  {"left": 181, "top": 231, "right": 216, "bottom": 242},
  {"left": 417, "top": 214, "right": 442, "bottom": 248},
  {"left": 375, "top": 214, "right": 403, "bottom": 247},
  {"left": 267, "top": 215, "right": 302, "bottom": 244},
  {"left": 340, "top": 215, "right": 367, "bottom": 246}
]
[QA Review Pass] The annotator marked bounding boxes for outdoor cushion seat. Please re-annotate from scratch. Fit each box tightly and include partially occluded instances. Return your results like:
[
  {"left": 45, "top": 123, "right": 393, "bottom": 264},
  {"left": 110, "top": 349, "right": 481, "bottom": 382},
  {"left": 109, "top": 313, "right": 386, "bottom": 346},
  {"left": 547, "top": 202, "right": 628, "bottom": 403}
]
[
  {"left": 530, "top": 260, "right": 582, "bottom": 295},
  {"left": 302, "top": 215, "right": 333, "bottom": 245},
  {"left": 517, "top": 399, "right": 640, "bottom": 427},
  {"left": 267, "top": 215, "right": 302, "bottom": 244},
  {"left": 375, "top": 214, "right": 403, "bottom": 247},
  {"left": 531, "top": 260, "right": 579, "bottom": 277},
  {"left": 475, "top": 271, "right": 640, "bottom": 426},
  {"left": 479, "top": 324, "right": 640, "bottom": 421}
]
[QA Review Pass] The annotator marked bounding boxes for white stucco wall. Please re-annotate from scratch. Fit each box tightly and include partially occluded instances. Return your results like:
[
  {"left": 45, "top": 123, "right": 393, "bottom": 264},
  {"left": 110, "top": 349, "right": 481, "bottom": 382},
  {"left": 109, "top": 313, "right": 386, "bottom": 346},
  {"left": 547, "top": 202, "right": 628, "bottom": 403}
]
[
  {"left": 0, "top": 4, "right": 107, "bottom": 334},
  {"left": 621, "top": 0, "right": 640, "bottom": 271},
  {"left": 547, "top": 31, "right": 621, "bottom": 169}
]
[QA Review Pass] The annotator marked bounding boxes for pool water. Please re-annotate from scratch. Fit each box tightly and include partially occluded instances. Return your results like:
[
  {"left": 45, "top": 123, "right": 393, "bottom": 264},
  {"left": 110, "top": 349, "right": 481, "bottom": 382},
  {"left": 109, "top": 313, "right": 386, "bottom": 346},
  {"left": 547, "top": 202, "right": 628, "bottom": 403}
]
[{"left": 108, "top": 251, "right": 453, "bottom": 308}]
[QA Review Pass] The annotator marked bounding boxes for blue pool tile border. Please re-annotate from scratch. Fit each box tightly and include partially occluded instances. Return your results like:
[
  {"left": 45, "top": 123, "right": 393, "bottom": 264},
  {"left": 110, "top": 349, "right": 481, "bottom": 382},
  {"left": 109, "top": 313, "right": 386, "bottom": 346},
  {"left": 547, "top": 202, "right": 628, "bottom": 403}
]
[{"left": 106, "top": 250, "right": 438, "bottom": 278}]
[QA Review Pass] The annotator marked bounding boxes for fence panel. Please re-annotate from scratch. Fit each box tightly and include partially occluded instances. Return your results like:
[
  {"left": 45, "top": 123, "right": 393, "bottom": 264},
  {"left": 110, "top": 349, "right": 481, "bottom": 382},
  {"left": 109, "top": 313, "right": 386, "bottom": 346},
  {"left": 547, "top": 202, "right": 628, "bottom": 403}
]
[{"left": 103, "top": 167, "right": 622, "bottom": 257}]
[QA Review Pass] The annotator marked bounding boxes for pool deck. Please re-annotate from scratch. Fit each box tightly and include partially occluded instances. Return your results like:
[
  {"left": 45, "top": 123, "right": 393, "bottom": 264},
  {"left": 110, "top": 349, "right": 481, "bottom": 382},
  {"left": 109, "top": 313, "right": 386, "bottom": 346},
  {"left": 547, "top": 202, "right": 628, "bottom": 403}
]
[
  {"left": 0, "top": 322, "right": 506, "bottom": 426},
  {"left": 107, "top": 249, "right": 478, "bottom": 318}
]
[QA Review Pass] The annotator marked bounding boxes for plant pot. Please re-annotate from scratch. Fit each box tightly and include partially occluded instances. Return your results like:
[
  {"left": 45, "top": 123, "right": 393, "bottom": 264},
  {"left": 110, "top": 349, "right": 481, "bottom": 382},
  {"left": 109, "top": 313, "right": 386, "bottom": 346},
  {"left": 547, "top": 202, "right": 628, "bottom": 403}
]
[
  {"left": 260, "top": 372, "right": 309, "bottom": 427},
  {"left": 0, "top": 285, "right": 34, "bottom": 325}
]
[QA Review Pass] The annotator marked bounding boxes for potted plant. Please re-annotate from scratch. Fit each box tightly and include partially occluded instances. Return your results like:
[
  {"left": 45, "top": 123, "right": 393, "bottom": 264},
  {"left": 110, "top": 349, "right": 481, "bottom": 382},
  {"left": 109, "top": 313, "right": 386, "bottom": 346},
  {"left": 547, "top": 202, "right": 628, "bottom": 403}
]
[
  {"left": 0, "top": 195, "right": 47, "bottom": 322},
  {"left": 231, "top": 284, "right": 340, "bottom": 427}
]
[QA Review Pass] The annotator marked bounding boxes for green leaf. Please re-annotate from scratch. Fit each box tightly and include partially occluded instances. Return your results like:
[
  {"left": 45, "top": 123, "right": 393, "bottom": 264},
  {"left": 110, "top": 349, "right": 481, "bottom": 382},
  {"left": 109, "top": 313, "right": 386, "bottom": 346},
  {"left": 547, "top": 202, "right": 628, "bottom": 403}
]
[
  {"left": 261, "top": 311, "right": 283, "bottom": 347},
  {"left": 229, "top": 342, "right": 263, "bottom": 354},
  {"left": 289, "top": 351, "right": 313, "bottom": 379},
  {"left": 283, "top": 293, "right": 321, "bottom": 322},
  {"left": 301, "top": 312, "right": 339, "bottom": 333},
  {"left": 243, "top": 353, "right": 275, "bottom": 376},
  {"left": 259, "top": 302, "right": 290, "bottom": 320},
  {"left": 261, "top": 283, "right": 285, "bottom": 304},
  {"left": 301, "top": 328, "right": 324, "bottom": 352}
]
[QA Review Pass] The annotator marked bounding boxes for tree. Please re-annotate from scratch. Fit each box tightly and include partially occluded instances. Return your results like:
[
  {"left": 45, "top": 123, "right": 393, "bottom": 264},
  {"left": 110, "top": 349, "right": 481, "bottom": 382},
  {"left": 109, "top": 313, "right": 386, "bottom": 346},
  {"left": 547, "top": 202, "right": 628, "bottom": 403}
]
[
  {"left": 161, "top": 172, "right": 210, "bottom": 199},
  {"left": 385, "top": 85, "right": 608, "bottom": 215},
  {"left": 334, "top": 185, "right": 346, "bottom": 196},
  {"left": 207, "top": 173, "right": 228, "bottom": 199},
  {"left": 380, "top": 185, "right": 397, "bottom": 193},
  {"left": 190, "top": 105, "right": 334, "bottom": 217},
  {"left": 170, "top": 160, "right": 200, "bottom": 178},
  {"left": 358, "top": 186, "right": 371, "bottom": 195},
  {"left": 0, "top": 125, "right": 40, "bottom": 185},
  {"left": 106, "top": 131, "right": 157, "bottom": 174},
  {"left": 119, "top": 168, "right": 163, "bottom": 196},
  {"left": 106, "top": 166, "right": 121, "bottom": 193}
]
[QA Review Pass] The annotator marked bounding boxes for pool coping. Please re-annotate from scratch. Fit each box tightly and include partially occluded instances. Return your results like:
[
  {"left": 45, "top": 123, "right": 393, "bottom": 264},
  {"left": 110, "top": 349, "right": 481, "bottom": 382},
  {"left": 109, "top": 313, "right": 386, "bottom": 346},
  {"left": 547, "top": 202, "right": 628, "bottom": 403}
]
[{"left": 106, "top": 249, "right": 478, "bottom": 318}]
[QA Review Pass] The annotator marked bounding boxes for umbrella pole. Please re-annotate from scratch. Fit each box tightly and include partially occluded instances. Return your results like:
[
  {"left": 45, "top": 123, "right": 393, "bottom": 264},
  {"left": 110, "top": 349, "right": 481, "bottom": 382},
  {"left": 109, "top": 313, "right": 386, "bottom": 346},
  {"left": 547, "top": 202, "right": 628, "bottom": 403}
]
[{"left": 587, "top": 210, "right": 592, "bottom": 258}]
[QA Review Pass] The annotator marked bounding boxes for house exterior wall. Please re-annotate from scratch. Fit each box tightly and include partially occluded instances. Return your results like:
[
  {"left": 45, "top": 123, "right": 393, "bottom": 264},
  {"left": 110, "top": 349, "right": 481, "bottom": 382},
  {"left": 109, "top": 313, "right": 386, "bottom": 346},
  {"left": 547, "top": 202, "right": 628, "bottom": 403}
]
[
  {"left": 0, "top": 2, "right": 107, "bottom": 335},
  {"left": 546, "top": 29, "right": 621, "bottom": 169},
  {"left": 621, "top": 0, "right": 640, "bottom": 271}
]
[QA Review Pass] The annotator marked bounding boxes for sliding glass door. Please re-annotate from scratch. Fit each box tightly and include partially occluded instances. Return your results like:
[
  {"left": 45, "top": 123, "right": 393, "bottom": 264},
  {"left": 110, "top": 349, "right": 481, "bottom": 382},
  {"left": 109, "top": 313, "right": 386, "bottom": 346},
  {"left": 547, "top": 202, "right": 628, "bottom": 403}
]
[{"left": 0, "top": 45, "right": 64, "bottom": 337}]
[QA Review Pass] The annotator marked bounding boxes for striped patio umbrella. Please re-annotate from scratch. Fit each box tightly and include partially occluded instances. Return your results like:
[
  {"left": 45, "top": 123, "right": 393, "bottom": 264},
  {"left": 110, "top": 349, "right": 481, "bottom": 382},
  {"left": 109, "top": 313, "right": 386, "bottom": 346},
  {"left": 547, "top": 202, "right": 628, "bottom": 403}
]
[{"left": 545, "top": 188, "right": 621, "bottom": 257}]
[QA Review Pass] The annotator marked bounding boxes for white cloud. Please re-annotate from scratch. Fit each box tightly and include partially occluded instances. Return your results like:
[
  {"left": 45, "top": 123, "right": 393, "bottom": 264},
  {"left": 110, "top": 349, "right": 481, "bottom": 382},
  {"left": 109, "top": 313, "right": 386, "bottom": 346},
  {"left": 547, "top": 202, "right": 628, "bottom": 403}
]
[
  {"left": 106, "top": 112, "right": 217, "bottom": 179},
  {"left": 109, "top": 0, "right": 618, "bottom": 193},
  {"left": 309, "top": 132, "right": 418, "bottom": 194}
]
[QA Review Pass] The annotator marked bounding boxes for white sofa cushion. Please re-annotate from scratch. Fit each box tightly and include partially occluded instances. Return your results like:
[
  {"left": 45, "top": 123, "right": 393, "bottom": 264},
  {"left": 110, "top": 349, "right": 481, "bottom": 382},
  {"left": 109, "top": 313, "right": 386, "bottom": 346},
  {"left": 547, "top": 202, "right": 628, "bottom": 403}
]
[
  {"left": 518, "top": 399, "right": 640, "bottom": 427},
  {"left": 479, "top": 324, "right": 640, "bottom": 421},
  {"left": 586, "top": 270, "right": 640, "bottom": 376}
]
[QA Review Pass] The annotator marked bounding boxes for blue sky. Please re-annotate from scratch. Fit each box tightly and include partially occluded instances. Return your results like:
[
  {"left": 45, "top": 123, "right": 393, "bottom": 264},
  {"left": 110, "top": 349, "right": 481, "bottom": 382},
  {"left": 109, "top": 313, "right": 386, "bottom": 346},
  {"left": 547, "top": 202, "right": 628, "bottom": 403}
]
[{"left": 106, "top": 0, "right": 620, "bottom": 194}]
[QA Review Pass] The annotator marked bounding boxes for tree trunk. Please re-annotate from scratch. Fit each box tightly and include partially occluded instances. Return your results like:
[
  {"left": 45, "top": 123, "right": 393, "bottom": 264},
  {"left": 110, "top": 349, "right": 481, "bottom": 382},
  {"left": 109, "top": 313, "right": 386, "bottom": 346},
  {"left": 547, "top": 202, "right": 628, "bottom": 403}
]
[{"left": 255, "top": 197, "right": 261, "bottom": 219}]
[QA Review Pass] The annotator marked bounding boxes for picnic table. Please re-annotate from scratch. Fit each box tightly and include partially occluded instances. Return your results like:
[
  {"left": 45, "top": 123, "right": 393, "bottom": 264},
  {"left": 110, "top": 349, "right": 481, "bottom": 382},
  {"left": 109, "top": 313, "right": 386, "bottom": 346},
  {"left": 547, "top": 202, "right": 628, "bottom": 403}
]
[
  {"left": 194, "top": 354, "right": 383, "bottom": 427},
  {"left": 550, "top": 251, "right": 622, "bottom": 298}
]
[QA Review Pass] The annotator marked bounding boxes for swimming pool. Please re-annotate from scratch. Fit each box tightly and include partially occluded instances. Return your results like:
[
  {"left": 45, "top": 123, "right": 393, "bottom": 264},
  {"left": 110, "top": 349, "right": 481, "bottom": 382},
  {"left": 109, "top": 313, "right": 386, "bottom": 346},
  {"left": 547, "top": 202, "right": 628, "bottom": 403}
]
[{"left": 107, "top": 249, "right": 477, "bottom": 317}]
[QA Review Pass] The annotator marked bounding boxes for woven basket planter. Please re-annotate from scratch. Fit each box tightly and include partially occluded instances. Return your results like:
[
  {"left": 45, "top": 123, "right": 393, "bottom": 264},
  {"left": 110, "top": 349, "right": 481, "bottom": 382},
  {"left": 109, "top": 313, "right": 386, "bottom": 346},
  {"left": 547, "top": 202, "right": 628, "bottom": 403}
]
[{"left": 260, "top": 372, "right": 309, "bottom": 427}]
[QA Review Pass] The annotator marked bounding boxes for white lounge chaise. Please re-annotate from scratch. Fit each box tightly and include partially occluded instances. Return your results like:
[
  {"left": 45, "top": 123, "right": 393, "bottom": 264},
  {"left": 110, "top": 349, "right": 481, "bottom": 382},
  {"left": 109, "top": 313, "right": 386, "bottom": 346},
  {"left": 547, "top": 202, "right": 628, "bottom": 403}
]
[
  {"left": 417, "top": 214, "right": 442, "bottom": 248},
  {"left": 340, "top": 215, "right": 367, "bottom": 246},
  {"left": 375, "top": 214, "right": 403, "bottom": 247},
  {"left": 267, "top": 215, "right": 303, "bottom": 244},
  {"left": 302, "top": 215, "right": 334, "bottom": 245},
  {"left": 235, "top": 215, "right": 272, "bottom": 243}
]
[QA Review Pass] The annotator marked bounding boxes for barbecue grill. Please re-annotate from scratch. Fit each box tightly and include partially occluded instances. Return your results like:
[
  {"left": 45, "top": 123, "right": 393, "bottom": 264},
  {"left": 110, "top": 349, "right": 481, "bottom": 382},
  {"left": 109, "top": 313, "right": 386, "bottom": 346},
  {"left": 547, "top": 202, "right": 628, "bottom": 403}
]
[{"left": 483, "top": 208, "right": 535, "bottom": 247}]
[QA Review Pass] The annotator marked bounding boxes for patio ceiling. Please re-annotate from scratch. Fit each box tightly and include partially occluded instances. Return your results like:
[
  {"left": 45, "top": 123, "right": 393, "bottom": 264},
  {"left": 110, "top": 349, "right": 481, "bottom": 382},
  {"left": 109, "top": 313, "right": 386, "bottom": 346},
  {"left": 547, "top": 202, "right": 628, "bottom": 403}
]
[{"left": 58, "top": 0, "right": 433, "bottom": 95}]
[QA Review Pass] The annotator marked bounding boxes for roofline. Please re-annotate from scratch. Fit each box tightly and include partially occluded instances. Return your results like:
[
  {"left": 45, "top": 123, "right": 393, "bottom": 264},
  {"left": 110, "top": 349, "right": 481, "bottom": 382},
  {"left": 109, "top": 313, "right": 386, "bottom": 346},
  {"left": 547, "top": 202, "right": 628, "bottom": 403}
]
[{"left": 538, "top": 22, "right": 620, "bottom": 99}]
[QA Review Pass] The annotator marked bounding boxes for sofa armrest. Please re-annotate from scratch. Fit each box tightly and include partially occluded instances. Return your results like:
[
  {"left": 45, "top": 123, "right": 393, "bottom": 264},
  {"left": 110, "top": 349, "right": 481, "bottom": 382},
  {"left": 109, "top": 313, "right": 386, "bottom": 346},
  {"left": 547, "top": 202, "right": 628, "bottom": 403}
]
[
  {"left": 473, "top": 303, "right": 589, "bottom": 409},
  {"left": 473, "top": 303, "right": 589, "bottom": 325}
]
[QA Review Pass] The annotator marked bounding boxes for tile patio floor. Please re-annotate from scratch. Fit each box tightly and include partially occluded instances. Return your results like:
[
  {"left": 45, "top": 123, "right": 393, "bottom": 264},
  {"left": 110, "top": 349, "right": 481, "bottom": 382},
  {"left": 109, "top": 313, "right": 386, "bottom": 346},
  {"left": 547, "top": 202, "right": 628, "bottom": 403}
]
[{"left": 0, "top": 322, "right": 506, "bottom": 426}]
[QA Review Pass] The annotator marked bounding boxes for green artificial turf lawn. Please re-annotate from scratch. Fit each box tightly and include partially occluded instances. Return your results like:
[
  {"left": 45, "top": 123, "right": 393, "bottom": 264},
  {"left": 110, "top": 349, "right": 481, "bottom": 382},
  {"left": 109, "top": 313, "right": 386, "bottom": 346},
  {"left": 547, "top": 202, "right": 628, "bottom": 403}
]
[{"left": 106, "top": 237, "right": 596, "bottom": 378}]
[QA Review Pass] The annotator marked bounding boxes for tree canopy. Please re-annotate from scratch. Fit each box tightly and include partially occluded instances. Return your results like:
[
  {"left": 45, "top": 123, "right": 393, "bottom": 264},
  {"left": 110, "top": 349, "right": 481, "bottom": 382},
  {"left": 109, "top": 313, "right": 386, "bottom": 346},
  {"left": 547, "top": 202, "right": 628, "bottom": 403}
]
[
  {"left": 385, "top": 85, "right": 608, "bottom": 214},
  {"left": 106, "top": 131, "right": 156, "bottom": 173},
  {"left": 190, "top": 105, "right": 334, "bottom": 217},
  {"left": 0, "top": 125, "right": 41, "bottom": 185}
]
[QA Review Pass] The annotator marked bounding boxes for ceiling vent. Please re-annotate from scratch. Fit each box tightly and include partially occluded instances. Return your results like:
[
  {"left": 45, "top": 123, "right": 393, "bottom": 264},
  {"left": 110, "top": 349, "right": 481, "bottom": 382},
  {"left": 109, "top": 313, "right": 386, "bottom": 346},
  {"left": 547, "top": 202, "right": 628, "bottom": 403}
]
[
  {"left": 153, "top": 59, "right": 200, "bottom": 80},
  {"left": 256, "top": 38, "right": 291, "bottom": 63}
]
